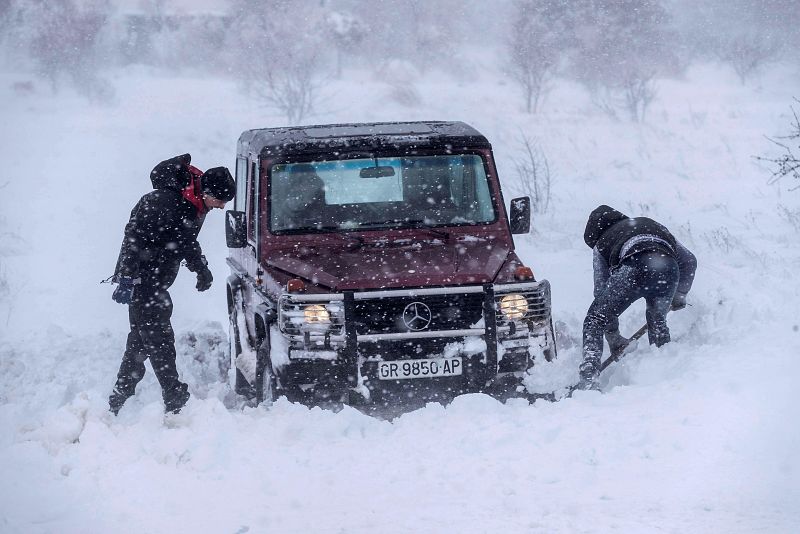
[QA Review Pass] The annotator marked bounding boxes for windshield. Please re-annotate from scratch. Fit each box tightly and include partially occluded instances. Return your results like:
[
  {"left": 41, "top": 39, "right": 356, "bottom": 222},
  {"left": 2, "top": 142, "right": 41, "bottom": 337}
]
[{"left": 269, "top": 154, "right": 496, "bottom": 233}]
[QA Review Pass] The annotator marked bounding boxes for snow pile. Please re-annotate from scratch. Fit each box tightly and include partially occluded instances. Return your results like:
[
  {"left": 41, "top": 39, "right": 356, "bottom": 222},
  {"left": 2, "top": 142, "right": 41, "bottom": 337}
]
[{"left": 1, "top": 61, "right": 799, "bottom": 532}]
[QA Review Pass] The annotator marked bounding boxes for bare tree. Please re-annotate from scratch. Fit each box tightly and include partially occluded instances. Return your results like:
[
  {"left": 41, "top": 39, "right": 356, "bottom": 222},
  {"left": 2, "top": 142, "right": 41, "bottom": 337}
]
[
  {"left": 227, "top": 0, "right": 328, "bottom": 125},
  {"left": 622, "top": 73, "right": 658, "bottom": 123},
  {"left": 513, "top": 133, "right": 552, "bottom": 214},
  {"left": 325, "top": 10, "right": 366, "bottom": 78},
  {"left": 0, "top": 203, "right": 21, "bottom": 327},
  {"left": 25, "top": 0, "right": 113, "bottom": 101},
  {"left": 716, "top": 33, "right": 780, "bottom": 84},
  {"left": 257, "top": 48, "right": 323, "bottom": 125},
  {"left": 758, "top": 99, "right": 800, "bottom": 189},
  {"left": 570, "top": 0, "right": 672, "bottom": 122},
  {"left": 507, "top": 0, "right": 563, "bottom": 113}
]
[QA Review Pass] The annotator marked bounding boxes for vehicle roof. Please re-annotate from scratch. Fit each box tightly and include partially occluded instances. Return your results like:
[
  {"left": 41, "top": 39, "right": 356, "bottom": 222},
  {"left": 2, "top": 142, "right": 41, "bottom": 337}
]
[{"left": 238, "top": 121, "right": 491, "bottom": 158}]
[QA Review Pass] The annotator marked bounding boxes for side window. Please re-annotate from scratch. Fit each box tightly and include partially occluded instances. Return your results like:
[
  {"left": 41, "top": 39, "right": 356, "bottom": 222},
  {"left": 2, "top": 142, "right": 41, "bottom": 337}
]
[
  {"left": 234, "top": 157, "right": 247, "bottom": 212},
  {"left": 247, "top": 161, "right": 257, "bottom": 242}
]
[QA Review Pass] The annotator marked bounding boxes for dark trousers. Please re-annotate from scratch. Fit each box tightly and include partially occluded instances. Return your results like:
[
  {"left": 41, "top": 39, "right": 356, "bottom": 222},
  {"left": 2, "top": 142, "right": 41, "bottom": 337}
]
[
  {"left": 112, "top": 287, "right": 187, "bottom": 403},
  {"left": 583, "top": 251, "right": 679, "bottom": 365}
]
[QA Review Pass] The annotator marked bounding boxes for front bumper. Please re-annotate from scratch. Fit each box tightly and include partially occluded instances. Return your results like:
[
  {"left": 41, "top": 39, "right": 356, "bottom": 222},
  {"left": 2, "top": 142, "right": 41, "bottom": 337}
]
[{"left": 276, "top": 281, "right": 553, "bottom": 401}]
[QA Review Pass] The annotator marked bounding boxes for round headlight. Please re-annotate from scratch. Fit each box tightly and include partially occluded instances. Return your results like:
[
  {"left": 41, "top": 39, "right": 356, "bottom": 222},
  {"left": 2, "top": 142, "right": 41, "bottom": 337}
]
[
  {"left": 304, "top": 304, "right": 330, "bottom": 323},
  {"left": 499, "top": 294, "right": 528, "bottom": 320}
]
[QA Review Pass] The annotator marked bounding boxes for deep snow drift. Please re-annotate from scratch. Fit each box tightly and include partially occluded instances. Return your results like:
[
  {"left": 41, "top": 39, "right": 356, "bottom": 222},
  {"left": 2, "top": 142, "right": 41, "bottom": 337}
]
[{"left": 1, "top": 61, "right": 799, "bottom": 532}]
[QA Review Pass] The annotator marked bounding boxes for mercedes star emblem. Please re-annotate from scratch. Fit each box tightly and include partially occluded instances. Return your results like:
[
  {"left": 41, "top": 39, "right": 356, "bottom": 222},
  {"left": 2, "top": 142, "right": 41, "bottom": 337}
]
[{"left": 402, "top": 302, "right": 432, "bottom": 331}]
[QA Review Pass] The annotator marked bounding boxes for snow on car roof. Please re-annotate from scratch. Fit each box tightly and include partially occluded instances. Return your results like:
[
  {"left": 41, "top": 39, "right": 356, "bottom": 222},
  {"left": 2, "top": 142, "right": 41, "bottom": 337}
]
[{"left": 238, "top": 121, "right": 491, "bottom": 158}]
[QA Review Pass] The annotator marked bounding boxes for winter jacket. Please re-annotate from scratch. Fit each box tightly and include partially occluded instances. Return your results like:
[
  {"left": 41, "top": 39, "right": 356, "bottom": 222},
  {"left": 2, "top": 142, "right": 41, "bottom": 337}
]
[
  {"left": 114, "top": 155, "right": 207, "bottom": 290},
  {"left": 585, "top": 205, "right": 697, "bottom": 298}
]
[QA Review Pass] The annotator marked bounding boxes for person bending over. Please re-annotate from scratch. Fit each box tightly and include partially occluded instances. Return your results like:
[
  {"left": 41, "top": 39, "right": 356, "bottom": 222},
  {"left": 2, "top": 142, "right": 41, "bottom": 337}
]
[{"left": 579, "top": 205, "right": 697, "bottom": 390}]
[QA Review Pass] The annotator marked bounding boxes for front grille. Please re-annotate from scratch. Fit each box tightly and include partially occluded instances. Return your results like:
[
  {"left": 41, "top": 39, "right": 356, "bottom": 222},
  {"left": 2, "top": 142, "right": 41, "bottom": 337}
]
[{"left": 353, "top": 292, "right": 485, "bottom": 335}]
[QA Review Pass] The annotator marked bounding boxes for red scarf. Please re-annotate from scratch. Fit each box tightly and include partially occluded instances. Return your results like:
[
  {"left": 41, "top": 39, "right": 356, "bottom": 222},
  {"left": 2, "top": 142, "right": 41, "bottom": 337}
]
[{"left": 182, "top": 165, "right": 208, "bottom": 217}]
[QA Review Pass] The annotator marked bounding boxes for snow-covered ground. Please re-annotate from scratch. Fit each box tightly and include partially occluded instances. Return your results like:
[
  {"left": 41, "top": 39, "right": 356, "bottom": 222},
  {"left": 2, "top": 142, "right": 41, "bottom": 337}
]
[{"left": 1, "top": 60, "right": 799, "bottom": 532}]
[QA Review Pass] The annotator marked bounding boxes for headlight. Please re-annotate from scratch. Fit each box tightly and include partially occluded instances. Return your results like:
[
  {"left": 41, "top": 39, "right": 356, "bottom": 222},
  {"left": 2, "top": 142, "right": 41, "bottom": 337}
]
[
  {"left": 499, "top": 294, "right": 528, "bottom": 320},
  {"left": 304, "top": 304, "right": 330, "bottom": 323}
]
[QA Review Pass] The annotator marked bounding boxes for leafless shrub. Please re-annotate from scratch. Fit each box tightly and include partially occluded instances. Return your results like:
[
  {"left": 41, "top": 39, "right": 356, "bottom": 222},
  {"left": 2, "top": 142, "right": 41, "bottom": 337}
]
[
  {"left": 701, "top": 226, "right": 767, "bottom": 267},
  {"left": 585, "top": 67, "right": 659, "bottom": 123},
  {"left": 325, "top": 10, "right": 367, "bottom": 78},
  {"left": 570, "top": 0, "right": 671, "bottom": 123},
  {"left": 228, "top": 2, "right": 327, "bottom": 125},
  {"left": 716, "top": 33, "right": 780, "bottom": 84},
  {"left": 0, "top": 211, "right": 23, "bottom": 327},
  {"left": 507, "top": 0, "right": 563, "bottom": 113},
  {"left": 513, "top": 133, "right": 552, "bottom": 214},
  {"left": 255, "top": 50, "right": 323, "bottom": 125},
  {"left": 702, "top": 227, "right": 742, "bottom": 254},
  {"left": 589, "top": 86, "right": 621, "bottom": 121},
  {"left": 777, "top": 204, "right": 800, "bottom": 232},
  {"left": 25, "top": 0, "right": 114, "bottom": 100},
  {"left": 757, "top": 99, "right": 800, "bottom": 189},
  {"left": 622, "top": 75, "right": 658, "bottom": 123}
]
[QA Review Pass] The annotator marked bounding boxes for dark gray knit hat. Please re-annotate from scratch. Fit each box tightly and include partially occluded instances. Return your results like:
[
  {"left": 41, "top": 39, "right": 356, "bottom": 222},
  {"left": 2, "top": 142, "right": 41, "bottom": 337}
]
[
  {"left": 583, "top": 205, "right": 628, "bottom": 248},
  {"left": 201, "top": 167, "right": 235, "bottom": 202}
]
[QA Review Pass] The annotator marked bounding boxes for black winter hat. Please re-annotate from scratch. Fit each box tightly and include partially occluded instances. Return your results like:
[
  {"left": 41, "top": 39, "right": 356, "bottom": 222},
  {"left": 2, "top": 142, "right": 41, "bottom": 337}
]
[
  {"left": 150, "top": 153, "right": 192, "bottom": 190},
  {"left": 583, "top": 205, "right": 628, "bottom": 248},
  {"left": 201, "top": 167, "right": 235, "bottom": 202}
]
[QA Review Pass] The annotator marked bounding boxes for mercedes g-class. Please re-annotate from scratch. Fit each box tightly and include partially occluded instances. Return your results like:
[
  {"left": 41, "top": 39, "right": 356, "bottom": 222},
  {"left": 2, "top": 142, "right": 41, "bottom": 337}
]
[{"left": 225, "top": 121, "right": 556, "bottom": 407}]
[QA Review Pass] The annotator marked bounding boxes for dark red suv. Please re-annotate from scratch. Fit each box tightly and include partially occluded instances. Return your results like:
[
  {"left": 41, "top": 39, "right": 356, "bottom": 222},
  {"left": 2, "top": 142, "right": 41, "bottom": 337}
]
[{"left": 225, "top": 121, "right": 556, "bottom": 407}]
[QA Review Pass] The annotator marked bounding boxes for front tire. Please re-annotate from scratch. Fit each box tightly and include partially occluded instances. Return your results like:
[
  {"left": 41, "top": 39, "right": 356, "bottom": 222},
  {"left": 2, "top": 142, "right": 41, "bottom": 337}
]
[
  {"left": 229, "top": 297, "right": 251, "bottom": 397},
  {"left": 543, "top": 317, "right": 557, "bottom": 362},
  {"left": 256, "top": 336, "right": 277, "bottom": 406}
]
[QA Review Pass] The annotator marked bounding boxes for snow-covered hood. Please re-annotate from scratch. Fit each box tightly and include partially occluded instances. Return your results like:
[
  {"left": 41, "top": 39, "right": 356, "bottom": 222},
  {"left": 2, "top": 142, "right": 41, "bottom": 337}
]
[{"left": 265, "top": 236, "right": 513, "bottom": 291}]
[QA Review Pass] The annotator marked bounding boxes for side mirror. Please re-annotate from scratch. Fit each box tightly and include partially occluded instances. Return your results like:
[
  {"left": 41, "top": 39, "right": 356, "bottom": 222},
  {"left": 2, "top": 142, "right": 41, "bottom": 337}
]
[
  {"left": 225, "top": 210, "right": 247, "bottom": 248},
  {"left": 509, "top": 197, "right": 531, "bottom": 234}
]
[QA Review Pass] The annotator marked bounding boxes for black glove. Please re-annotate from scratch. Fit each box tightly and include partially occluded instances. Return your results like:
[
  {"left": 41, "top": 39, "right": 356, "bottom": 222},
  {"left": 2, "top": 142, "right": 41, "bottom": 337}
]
[
  {"left": 112, "top": 276, "right": 137, "bottom": 305},
  {"left": 604, "top": 330, "right": 629, "bottom": 356},
  {"left": 671, "top": 292, "right": 687, "bottom": 311},
  {"left": 196, "top": 265, "right": 213, "bottom": 292}
]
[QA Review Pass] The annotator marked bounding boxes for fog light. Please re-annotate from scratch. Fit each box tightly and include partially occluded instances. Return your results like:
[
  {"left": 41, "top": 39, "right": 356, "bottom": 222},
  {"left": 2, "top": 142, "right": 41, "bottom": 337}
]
[
  {"left": 304, "top": 304, "right": 330, "bottom": 323},
  {"left": 499, "top": 294, "right": 528, "bottom": 320}
]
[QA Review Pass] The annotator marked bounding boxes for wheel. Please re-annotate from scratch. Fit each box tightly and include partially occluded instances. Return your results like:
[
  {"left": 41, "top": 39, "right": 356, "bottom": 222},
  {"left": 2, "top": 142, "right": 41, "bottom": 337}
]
[
  {"left": 543, "top": 317, "right": 558, "bottom": 362},
  {"left": 229, "top": 296, "right": 251, "bottom": 397},
  {"left": 256, "top": 336, "right": 278, "bottom": 406}
]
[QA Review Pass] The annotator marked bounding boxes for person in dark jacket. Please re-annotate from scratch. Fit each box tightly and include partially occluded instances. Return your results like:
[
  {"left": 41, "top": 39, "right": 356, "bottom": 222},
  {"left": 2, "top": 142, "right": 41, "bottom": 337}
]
[
  {"left": 108, "top": 154, "right": 235, "bottom": 415},
  {"left": 579, "top": 205, "right": 697, "bottom": 390}
]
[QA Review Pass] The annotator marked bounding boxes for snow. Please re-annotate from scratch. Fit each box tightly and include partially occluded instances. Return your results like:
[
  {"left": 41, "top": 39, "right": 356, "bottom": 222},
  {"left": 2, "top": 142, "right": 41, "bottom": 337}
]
[{"left": 1, "top": 59, "right": 800, "bottom": 532}]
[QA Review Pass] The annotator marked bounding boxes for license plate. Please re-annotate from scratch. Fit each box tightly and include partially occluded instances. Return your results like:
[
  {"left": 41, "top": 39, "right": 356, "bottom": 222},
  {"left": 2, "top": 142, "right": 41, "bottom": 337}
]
[{"left": 378, "top": 357, "right": 463, "bottom": 380}]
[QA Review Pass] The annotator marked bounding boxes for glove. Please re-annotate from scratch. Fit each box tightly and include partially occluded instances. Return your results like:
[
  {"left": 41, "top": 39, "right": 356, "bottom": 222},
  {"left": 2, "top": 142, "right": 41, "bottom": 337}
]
[
  {"left": 604, "top": 330, "right": 629, "bottom": 356},
  {"left": 196, "top": 265, "right": 213, "bottom": 292},
  {"left": 671, "top": 292, "right": 687, "bottom": 311},
  {"left": 112, "top": 276, "right": 136, "bottom": 305}
]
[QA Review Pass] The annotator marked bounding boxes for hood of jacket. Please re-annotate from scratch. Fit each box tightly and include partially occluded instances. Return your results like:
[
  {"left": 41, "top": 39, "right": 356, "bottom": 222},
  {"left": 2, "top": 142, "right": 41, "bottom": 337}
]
[
  {"left": 584, "top": 205, "right": 628, "bottom": 248},
  {"left": 150, "top": 153, "right": 192, "bottom": 190}
]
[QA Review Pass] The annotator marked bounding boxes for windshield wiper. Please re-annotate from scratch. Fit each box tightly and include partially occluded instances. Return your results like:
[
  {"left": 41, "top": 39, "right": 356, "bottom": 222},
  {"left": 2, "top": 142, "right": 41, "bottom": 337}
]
[
  {"left": 359, "top": 219, "right": 450, "bottom": 242},
  {"left": 281, "top": 225, "right": 364, "bottom": 249}
]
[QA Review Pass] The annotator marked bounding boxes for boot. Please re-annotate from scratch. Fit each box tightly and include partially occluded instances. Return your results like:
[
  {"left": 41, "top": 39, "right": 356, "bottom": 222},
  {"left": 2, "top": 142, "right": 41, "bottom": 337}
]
[
  {"left": 164, "top": 388, "right": 190, "bottom": 414},
  {"left": 578, "top": 358, "right": 601, "bottom": 390},
  {"left": 108, "top": 389, "right": 130, "bottom": 416}
]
